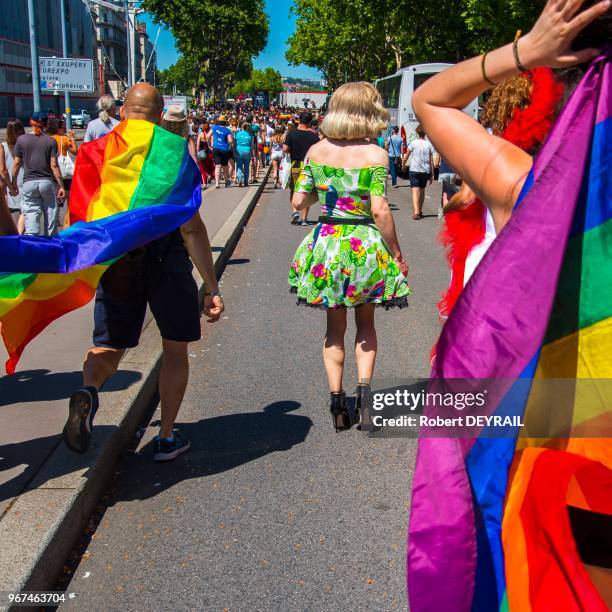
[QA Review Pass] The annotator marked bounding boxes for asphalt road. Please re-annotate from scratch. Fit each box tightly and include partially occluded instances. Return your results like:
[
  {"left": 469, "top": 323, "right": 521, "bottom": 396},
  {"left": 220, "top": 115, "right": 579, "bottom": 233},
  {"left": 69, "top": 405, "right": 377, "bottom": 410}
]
[{"left": 60, "top": 175, "right": 449, "bottom": 611}]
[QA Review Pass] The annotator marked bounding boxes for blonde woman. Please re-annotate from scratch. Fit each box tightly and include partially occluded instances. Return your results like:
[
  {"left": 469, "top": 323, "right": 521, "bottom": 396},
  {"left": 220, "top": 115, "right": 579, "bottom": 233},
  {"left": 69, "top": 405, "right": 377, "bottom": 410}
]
[
  {"left": 289, "top": 81, "right": 410, "bottom": 431},
  {"left": 84, "top": 94, "right": 118, "bottom": 142}
]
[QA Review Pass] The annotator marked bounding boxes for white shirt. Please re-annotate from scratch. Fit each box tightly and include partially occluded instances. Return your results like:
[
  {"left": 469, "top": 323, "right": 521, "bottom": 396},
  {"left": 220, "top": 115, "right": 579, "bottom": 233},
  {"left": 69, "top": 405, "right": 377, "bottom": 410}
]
[
  {"left": 408, "top": 138, "right": 434, "bottom": 173},
  {"left": 464, "top": 208, "right": 497, "bottom": 285}
]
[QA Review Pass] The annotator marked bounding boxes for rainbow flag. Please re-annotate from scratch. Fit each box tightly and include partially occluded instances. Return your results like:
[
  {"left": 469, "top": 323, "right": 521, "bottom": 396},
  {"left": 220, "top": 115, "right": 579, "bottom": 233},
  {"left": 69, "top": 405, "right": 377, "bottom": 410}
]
[
  {"left": 408, "top": 52, "right": 611, "bottom": 611},
  {"left": 0, "top": 119, "right": 201, "bottom": 374}
]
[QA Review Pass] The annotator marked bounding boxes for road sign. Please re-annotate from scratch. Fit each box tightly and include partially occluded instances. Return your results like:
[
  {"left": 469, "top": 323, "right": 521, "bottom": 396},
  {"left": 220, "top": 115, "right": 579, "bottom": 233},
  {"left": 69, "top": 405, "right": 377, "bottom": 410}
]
[
  {"left": 163, "top": 95, "right": 192, "bottom": 112},
  {"left": 39, "top": 58, "right": 94, "bottom": 93}
]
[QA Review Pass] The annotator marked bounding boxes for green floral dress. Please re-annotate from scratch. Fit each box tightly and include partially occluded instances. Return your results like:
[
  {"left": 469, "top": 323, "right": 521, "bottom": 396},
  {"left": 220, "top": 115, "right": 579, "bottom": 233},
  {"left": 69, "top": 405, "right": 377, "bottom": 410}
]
[{"left": 288, "top": 162, "right": 410, "bottom": 309}]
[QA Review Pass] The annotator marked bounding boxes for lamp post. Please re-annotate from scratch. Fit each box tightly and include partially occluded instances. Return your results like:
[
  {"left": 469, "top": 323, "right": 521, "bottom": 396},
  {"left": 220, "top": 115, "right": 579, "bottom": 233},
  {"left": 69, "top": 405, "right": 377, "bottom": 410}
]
[
  {"left": 59, "top": 0, "right": 72, "bottom": 130},
  {"left": 27, "top": 0, "right": 42, "bottom": 112}
]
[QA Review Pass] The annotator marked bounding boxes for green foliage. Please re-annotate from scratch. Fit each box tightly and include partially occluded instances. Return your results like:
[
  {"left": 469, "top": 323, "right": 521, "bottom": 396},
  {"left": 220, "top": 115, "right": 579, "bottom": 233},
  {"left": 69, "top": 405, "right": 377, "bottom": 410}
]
[
  {"left": 462, "top": 0, "right": 544, "bottom": 52},
  {"left": 157, "top": 56, "right": 199, "bottom": 95},
  {"left": 287, "top": 0, "right": 543, "bottom": 88},
  {"left": 228, "top": 67, "right": 283, "bottom": 98},
  {"left": 143, "top": 0, "right": 269, "bottom": 97}
]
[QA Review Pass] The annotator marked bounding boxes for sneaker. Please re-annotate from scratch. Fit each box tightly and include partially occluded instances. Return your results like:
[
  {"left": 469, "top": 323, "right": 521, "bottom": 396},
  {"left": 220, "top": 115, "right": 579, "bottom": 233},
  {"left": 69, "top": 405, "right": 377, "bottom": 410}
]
[
  {"left": 290, "top": 212, "right": 300, "bottom": 225},
  {"left": 393, "top": 184, "right": 399, "bottom": 189},
  {"left": 225, "top": 179, "right": 231, "bottom": 187},
  {"left": 63, "top": 386, "right": 99, "bottom": 453},
  {"left": 300, "top": 220, "right": 309, "bottom": 227},
  {"left": 153, "top": 432, "right": 191, "bottom": 462}
]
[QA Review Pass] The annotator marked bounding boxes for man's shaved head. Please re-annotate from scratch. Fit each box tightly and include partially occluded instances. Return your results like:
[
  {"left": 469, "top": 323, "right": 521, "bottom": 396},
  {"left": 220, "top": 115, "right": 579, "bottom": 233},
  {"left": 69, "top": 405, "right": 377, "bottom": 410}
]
[{"left": 123, "top": 83, "right": 164, "bottom": 123}]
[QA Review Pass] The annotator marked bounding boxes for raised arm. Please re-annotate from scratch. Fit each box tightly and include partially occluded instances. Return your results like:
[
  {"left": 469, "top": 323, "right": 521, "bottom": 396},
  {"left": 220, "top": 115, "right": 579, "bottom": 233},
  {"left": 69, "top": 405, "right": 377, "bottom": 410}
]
[{"left": 412, "top": 0, "right": 608, "bottom": 228}]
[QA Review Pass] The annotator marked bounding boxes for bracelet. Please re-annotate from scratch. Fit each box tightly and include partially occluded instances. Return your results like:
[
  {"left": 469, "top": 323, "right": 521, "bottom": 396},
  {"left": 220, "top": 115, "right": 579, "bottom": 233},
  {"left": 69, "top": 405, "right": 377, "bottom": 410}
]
[
  {"left": 513, "top": 30, "right": 529, "bottom": 72},
  {"left": 204, "top": 290, "right": 222, "bottom": 298},
  {"left": 481, "top": 53, "right": 497, "bottom": 87}
]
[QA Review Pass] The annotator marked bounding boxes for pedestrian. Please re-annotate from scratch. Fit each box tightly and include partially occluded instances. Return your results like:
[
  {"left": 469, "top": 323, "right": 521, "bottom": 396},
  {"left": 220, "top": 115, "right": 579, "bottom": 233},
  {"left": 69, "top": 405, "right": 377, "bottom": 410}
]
[
  {"left": 10, "top": 112, "right": 65, "bottom": 236},
  {"left": 385, "top": 125, "right": 403, "bottom": 189},
  {"left": 234, "top": 121, "right": 253, "bottom": 187},
  {"left": 437, "top": 157, "right": 458, "bottom": 218},
  {"left": 283, "top": 110, "right": 319, "bottom": 225},
  {"left": 288, "top": 81, "right": 410, "bottom": 431},
  {"left": 228, "top": 117, "right": 239, "bottom": 184},
  {"left": 46, "top": 117, "right": 78, "bottom": 193},
  {"left": 161, "top": 104, "right": 199, "bottom": 165},
  {"left": 209, "top": 115, "right": 233, "bottom": 189},
  {"left": 410, "top": 1, "right": 611, "bottom": 607},
  {"left": 269, "top": 126, "right": 285, "bottom": 188},
  {"left": 84, "top": 94, "right": 119, "bottom": 142},
  {"left": 406, "top": 125, "right": 434, "bottom": 220},
  {"left": 0, "top": 188, "right": 17, "bottom": 235},
  {"left": 245, "top": 114, "right": 260, "bottom": 184},
  {"left": 62, "top": 83, "right": 224, "bottom": 461},
  {"left": 0, "top": 119, "right": 25, "bottom": 233},
  {"left": 196, "top": 121, "right": 212, "bottom": 187}
]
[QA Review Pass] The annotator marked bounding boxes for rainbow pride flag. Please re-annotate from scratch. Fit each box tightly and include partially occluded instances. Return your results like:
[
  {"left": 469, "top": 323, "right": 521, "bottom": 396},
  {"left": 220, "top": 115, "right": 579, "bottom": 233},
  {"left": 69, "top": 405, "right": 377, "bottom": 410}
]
[
  {"left": 0, "top": 119, "right": 200, "bottom": 374},
  {"left": 408, "top": 53, "right": 611, "bottom": 611}
]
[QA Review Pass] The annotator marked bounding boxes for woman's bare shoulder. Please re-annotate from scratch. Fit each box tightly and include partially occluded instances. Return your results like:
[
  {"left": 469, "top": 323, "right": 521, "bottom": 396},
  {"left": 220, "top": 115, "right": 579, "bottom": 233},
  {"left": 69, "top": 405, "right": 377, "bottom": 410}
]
[
  {"left": 309, "top": 140, "right": 387, "bottom": 167},
  {"left": 364, "top": 143, "right": 389, "bottom": 166}
]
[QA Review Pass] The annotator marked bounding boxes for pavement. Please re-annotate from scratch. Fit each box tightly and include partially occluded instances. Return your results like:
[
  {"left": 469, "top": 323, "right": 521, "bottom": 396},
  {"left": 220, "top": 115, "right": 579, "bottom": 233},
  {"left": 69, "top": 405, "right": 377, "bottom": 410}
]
[
  {"left": 0, "top": 167, "right": 269, "bottom": 602},
  {"left": 58, "top": 177, "right": 449, "bottom": 610}
]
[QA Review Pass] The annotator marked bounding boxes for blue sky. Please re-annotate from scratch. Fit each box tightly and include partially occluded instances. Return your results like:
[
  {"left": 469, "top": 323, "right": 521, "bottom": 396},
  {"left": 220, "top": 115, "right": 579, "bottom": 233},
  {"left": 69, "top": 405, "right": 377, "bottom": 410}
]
[{"left": 142, "top": 0, "right": 322, "bottom": 79}]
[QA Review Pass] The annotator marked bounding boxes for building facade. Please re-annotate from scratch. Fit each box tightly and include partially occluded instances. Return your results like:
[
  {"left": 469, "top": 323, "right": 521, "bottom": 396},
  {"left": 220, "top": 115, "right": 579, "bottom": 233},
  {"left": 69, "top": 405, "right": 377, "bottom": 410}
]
[
  {"left": 0, "top": 0, "right": 99, "bottom": 126},
  {"left": 136, "top": 21, "right": 156, "bottom": 85},
  {"left": 93, "top": 1, "right": 128, "bottom": 100}
]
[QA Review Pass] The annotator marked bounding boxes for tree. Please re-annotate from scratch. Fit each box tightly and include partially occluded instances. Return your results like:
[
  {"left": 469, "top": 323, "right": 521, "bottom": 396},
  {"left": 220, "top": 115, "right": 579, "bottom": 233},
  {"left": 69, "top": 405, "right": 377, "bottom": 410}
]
[
  {"left": 462, "top": 0, "right": 543, "bottom": 53},
  {"left": 286, "top": 0, "right": 543, "bottom": 89},
  {"left": 229, "top": 67, "right": 283, "bottom": 98},
  {"left": 157, "top": 56, "right": 199, "bottom": 95},
  {"left": 143, "top": 0, "right": 269, "bottom": 99}
]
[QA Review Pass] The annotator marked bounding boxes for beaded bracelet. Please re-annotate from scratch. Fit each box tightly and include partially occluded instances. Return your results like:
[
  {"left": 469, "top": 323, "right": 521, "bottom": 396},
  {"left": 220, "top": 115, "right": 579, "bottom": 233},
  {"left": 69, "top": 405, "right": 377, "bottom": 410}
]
[{"left": 513, "top": 30, "right": 529, "bottom": 72}]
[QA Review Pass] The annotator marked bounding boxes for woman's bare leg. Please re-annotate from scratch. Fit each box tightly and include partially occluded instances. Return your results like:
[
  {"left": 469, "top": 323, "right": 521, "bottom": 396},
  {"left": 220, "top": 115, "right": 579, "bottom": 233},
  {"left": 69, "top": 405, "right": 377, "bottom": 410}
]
[
  {"left": 412, "top": 187, "right": 420, "bottom": 217},
  {"left": 354, "top": 304, "right": 377, "bottom": 383},
  {"left": 323, "top": 307, "right": 347, "bottom": 393}
]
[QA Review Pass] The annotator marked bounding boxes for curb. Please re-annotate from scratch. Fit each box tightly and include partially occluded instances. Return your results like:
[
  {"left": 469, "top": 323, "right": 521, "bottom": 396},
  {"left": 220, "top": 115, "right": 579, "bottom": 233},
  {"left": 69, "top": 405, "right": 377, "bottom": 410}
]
[{"left": 0, "top": 168, "right": 270, "bottom": 608}]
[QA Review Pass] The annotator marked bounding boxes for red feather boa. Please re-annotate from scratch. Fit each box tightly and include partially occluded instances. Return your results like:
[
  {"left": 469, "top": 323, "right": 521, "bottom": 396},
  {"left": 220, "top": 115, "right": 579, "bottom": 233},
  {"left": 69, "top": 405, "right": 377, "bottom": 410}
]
[{"left": 436, "top": 68, "right": 564, "bottom": 318}]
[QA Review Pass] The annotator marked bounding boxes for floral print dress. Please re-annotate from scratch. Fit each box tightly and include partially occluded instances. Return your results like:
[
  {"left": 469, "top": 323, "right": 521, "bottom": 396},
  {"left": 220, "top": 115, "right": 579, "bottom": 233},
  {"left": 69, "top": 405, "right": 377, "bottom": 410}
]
[{"left": 288, "top": 162, "right": 410, "bottom": 309}]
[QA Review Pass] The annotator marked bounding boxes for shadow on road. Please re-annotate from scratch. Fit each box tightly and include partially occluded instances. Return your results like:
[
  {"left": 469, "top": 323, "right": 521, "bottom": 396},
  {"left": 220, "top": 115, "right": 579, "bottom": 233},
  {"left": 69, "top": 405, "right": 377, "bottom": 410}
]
[
  {"left": 112, "top": 400, "right": 312, "bottom": 503},
  {"left": 0, "top": 369, "right": 142, "bottom": 407}
]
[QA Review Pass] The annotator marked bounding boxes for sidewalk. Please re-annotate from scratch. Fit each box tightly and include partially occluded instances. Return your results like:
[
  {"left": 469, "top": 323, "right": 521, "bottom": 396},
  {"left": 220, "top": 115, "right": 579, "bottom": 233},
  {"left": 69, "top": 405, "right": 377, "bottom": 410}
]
[{"left": 0, "top": 182, "right": 252, "bottom": 514}]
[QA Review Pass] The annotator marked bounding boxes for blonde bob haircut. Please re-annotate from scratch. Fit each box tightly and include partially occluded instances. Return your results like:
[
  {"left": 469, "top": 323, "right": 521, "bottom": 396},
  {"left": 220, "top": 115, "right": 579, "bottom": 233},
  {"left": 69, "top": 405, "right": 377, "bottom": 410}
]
[{"left": 321, "top": 81, "right": 389, "bottom": 140}]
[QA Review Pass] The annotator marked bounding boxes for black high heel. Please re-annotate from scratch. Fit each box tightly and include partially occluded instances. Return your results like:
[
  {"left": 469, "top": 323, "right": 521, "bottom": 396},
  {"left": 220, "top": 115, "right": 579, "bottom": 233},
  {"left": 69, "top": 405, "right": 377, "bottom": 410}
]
[
  {"left": 330, "top": 392, "right": 352, "bottom": 432},
  {"left": 355, "top": 383, "right": 373, "bottom": 432}
]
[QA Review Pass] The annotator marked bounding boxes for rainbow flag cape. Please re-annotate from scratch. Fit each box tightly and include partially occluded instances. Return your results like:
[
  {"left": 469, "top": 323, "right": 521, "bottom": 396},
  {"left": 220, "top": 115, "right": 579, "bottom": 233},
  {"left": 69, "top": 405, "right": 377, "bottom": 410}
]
[
  {"left": 0, "top": 119, "right": 201, "bottom": 374},
  {"left": 408, "top": 52, "right": 611, "bottom": 611}
]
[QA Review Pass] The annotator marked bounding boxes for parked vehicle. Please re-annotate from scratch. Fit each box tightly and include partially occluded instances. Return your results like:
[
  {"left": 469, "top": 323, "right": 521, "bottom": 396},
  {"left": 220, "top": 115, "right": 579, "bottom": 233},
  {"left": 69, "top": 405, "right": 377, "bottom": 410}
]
[
  {"left": 375, "top": 63, "right": 479, "bottom": 144},
  {"left": 69, "top": 109, "right": 91, "bottom": 128}
]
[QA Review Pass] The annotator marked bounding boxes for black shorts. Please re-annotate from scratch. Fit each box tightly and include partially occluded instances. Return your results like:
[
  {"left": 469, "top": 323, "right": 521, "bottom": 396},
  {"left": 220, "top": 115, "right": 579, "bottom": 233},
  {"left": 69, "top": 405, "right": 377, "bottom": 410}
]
[
  {"left": 442, "top": 178, "right": 460, "bottom": 200},
  {"left": 409, "top": 171, "right": 430, "bottom": 189},
  {"left": 93, "top": 233, "right": 201, "bottom": 349},
  {"left": 213, "top": 149, "right": 231, "bottom": 166}
]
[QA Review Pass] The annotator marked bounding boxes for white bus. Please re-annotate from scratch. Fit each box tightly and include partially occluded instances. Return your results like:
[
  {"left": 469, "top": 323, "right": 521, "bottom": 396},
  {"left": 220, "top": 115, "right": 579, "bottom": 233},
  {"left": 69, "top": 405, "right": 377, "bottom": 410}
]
[{"left": 375, "top": 63, "right": 479, "bottom": 144}]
